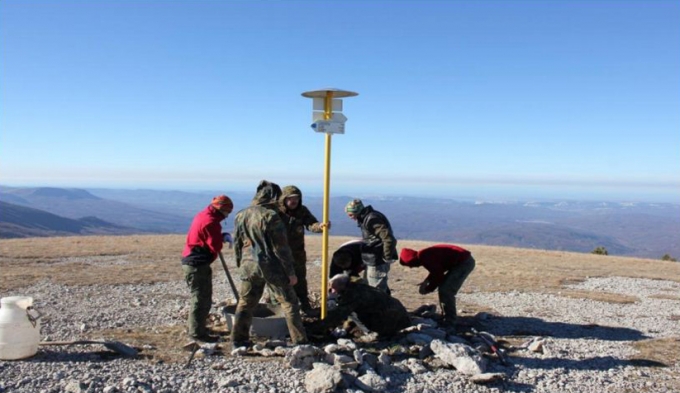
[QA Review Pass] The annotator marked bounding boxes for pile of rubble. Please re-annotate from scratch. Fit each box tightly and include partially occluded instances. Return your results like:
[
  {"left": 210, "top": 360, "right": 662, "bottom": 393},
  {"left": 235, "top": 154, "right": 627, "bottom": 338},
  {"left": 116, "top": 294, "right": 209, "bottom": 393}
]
[{"left": 191, "top": 305, "right": 531, "bottom": 393}]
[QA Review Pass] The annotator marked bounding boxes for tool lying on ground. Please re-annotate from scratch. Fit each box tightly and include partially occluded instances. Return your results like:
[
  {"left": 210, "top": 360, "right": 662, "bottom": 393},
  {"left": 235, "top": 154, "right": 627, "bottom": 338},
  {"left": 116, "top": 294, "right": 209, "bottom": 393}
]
[
  {"left": 39, "top": 340, "right": 138, "bottom": 357},
  {"left": 218, "top": 251, "right": 240, "bottom": 303},
  {"left": 183, "top": 341, "right": 201, "bottom": 368},
  {"left": 471, "top": 328, "right": 508, "bottom": 365}
]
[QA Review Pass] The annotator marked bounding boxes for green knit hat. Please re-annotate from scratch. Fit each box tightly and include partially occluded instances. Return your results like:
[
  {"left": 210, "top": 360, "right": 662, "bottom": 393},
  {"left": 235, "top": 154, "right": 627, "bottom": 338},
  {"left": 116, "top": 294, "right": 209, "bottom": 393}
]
[{"left": 345, "top": 199, "right": 364, "bottom": 214}]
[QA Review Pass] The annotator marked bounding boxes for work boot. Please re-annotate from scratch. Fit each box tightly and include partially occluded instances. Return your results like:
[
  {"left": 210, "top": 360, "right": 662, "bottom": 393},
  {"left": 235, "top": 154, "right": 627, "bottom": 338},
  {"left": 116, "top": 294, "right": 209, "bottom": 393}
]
[
  {"left": 300, "top": 298, "right": 319, "bottom": 317},
  {"left": 231, "top": 340, "right": 252, "bottom": 350}
]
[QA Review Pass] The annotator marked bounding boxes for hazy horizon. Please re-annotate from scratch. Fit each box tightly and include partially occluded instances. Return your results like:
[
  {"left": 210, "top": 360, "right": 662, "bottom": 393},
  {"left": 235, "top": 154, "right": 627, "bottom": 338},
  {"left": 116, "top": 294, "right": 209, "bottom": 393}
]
[{"left": 1, "top": 181, "right": 677, "bottom": 205}]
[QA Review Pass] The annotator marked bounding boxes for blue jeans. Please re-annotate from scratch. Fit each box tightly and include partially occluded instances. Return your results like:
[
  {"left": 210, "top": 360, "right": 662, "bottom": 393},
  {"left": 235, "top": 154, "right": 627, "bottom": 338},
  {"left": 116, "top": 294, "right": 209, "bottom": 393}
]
[{"left": 365, "top": 263, "right": 391, "bottom": 296}]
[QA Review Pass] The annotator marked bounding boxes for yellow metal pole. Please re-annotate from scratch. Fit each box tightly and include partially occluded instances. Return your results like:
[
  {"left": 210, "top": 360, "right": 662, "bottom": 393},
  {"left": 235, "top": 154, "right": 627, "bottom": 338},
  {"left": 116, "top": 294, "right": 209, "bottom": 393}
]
[{"left": 320, "top": 91, "right": 333, "bottom": 319}]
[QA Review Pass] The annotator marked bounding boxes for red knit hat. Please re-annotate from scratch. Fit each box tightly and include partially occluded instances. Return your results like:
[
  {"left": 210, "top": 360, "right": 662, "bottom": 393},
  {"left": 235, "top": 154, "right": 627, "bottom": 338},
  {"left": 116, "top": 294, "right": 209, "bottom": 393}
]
[
  {"left": 212, "top": 195, "right": 233, "bottom": 213},
  {"left": 399, "top": 248, "right": 420, "bottom": 267}
]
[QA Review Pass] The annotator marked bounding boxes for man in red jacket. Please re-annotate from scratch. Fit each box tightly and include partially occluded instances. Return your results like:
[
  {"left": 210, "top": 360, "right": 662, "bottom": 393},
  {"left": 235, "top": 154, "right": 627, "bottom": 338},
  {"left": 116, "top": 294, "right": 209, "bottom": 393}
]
[
  {"left": 399, "top": 244, "right": 475, "bottom": 331},
  {"left": 181, "top": 195, "right": 234, "bottom": 342}
]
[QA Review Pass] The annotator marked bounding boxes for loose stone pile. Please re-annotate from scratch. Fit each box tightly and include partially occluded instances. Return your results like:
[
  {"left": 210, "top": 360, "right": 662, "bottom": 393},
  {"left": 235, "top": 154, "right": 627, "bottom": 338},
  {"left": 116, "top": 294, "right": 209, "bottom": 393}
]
[{"left": 1, "top": 273, "right": 678, "bottom": 392}]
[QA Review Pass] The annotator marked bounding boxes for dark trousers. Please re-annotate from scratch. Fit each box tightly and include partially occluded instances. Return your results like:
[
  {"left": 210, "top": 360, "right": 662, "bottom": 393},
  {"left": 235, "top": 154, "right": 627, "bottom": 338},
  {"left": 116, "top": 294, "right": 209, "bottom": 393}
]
[
  {"left": 439, "top": 256, "right": 476, "bottom": 327},
  {"left": 182, "top": 264, "right": 213, "bottom": 337}
]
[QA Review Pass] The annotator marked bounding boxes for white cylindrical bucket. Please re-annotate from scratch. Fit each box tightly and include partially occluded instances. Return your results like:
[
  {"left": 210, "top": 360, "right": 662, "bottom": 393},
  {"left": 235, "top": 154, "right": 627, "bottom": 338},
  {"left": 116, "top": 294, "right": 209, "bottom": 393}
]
[{"left": 0, "top": 296, "right": 41, "bottom": 360}]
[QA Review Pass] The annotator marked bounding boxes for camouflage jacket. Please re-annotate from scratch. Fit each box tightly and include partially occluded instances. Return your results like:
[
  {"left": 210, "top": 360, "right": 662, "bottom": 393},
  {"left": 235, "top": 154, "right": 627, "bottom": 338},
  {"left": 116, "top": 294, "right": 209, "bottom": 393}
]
[
  {"left": 277, "top": 185, "right": 323, "bottom": 261},
  {"left": 325, "top": 281, "right": 411, "bottom": 336},
  {"left": 233, "top": 203, "right": 295, "bottom": 287}
]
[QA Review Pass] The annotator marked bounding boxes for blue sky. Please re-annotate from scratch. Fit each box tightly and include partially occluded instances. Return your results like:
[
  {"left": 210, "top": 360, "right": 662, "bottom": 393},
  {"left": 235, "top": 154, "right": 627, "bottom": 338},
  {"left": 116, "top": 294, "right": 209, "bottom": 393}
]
[{"left": 1, "top": 1, "right": 678, "bottom": 202}]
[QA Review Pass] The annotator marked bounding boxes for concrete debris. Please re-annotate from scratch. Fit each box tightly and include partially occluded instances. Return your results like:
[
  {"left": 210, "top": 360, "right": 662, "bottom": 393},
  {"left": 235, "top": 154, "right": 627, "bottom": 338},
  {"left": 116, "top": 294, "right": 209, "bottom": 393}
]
[
  {"left": 522, "top": 337, "right": 546, "bottom": 353},
  {"left": 399, "top": 358, "right": 429, "bottom": 374},
  {"left": 470, "top": 372, "right": 506, "bottom": 384},
  {"left": 353, "top": 349, "right": 363, "bottom": 365},
  {"left": 304, "top": 362, "right": 344, "bottom": 393},
  {"left": 355, "top": 372, "right": 388, "bottom": 392},
  {"left": 287, "top": 345, "right": 325, "bottom": 370},
  {"left": 336, "top": 338, "right": 357, "bottom": 351},
  {"left": 230, "top": 346, "right": 247, "bottom": 357},
  {"left": 430, "top": 339, "right": 487, "bottom": 375}
]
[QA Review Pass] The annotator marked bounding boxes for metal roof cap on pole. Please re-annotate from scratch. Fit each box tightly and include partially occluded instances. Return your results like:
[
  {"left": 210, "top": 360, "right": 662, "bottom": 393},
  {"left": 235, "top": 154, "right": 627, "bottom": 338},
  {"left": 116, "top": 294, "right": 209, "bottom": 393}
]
[{"left": 301, "top": 88, "right": 358, "bottom": 319}]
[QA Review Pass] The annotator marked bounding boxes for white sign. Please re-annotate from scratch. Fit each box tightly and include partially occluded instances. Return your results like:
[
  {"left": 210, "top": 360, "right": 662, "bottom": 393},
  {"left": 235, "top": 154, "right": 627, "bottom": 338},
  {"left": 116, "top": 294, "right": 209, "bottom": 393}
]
[
  {"left": 312, "top": 97, "right": 343, "bottom": 112},
  {"left": 311, "top": 120, "right": 345, "bottom": 134}
]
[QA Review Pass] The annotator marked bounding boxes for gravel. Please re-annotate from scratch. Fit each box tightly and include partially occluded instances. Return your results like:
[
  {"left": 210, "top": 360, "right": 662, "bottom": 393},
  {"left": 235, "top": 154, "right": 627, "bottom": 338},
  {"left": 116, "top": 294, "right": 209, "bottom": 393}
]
[{"left": 1, "top": 274, "right": 679, "bottom": 393}]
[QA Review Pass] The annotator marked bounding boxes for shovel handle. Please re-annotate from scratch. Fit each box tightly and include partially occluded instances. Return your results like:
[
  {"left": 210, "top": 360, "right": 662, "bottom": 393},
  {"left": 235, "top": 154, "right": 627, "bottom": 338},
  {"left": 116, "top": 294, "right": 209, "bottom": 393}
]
[{"left": 218, "top": 252, "right": 240, "bottom": 303}]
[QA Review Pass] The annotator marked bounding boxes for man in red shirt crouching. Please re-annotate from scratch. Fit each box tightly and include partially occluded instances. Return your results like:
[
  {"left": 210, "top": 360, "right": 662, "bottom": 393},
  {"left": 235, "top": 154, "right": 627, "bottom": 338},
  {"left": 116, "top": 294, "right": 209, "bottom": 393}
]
[{"left": 399, "top": 244, "right": 476, "bottom": 332}]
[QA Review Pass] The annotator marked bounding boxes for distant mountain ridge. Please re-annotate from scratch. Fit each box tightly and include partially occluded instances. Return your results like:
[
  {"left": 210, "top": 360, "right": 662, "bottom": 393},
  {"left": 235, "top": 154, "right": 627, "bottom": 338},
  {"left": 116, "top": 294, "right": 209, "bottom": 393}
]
[
  {"left": 0, "top": 201, "right": 135, "bottom": 238},
  {"left": 0, "top": 186, "right": 190, "bottom": 233},
  {"left": 1, "top": 186, "right": 678, "bottom": 259}
]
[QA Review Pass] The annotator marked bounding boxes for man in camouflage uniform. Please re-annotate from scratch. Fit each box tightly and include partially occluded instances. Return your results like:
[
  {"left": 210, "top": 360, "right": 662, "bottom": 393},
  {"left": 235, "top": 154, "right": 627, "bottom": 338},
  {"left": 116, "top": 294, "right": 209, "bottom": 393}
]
[
  {"left": 231, "top": 180, "right": 308, "bottom": 347},
  {"left": 345, "top": 199, "right": 398, "bottom": 295},
  {"left": 323, "top": 274, "right": 411, "bottom": 337},
  {"left": 276, "top": 185, "right": 327, "bottom": 314}
]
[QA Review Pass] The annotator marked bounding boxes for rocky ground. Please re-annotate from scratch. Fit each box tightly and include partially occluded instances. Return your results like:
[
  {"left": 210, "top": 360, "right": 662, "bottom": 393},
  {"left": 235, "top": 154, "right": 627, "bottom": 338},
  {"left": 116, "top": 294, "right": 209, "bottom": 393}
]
[{"left": 1, "top": 259, "right": 679, "bottom": 393}]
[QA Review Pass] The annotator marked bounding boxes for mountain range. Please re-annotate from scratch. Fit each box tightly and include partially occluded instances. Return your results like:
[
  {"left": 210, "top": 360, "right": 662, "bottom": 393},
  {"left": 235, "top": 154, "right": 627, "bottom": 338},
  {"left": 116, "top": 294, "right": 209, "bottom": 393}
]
[{"left": 1, "top": 185, "right": 678, "bottom": 259}]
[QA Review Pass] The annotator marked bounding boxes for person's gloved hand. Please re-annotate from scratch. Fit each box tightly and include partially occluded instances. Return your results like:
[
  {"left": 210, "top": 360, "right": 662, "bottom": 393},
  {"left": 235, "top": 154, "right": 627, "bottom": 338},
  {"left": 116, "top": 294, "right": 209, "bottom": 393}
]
[
  {"left": 418, "top": 280, "right": 432, "bottom": 295},
  {"left": 222, "top": 232, "right": 233, "bottom": 248}
]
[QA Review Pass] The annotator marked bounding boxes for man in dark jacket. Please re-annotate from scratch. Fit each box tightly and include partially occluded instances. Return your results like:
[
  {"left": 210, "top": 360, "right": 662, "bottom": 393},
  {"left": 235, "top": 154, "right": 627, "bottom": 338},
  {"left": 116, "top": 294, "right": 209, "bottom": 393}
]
[
  {"left": 399, "top": 244, "right": 476, "bottom": 331},
  {"left": 181, "top": 195, "right": 234, "bottom": 342},
  {"left": 345, "top": 199, "right": 397, "bottom": 295},
  {"left": 276, "top": 185, "right": 327, "bottom": 314},
  {"left": 231, "top": 181, "right": 308, "bottom": 347},
  {"left": 329, "top": 239, "right": 365, "bottom": 279},
  {"left": 323, "top": 274, "right": 411, "bottom": 337}
]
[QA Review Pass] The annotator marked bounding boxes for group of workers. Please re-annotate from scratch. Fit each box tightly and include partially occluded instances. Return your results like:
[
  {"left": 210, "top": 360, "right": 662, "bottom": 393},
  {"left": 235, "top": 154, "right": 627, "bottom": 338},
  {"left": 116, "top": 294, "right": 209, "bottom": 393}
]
[{"left": 180, "top": 180, "right": 476, "bottom": 346}]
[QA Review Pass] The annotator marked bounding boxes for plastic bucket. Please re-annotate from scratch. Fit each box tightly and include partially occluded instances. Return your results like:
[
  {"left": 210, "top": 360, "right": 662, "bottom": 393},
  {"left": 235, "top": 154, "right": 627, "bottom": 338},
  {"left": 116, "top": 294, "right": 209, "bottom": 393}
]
[{"left": 0, "top": 296, "right": 41, "bottom": 360}]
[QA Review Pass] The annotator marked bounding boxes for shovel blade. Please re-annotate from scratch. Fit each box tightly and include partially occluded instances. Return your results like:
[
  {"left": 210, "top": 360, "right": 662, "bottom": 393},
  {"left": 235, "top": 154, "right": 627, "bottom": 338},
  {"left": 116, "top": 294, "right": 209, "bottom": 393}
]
[{"left": 102, "top": 341, "right": 138, "bottom": 358}]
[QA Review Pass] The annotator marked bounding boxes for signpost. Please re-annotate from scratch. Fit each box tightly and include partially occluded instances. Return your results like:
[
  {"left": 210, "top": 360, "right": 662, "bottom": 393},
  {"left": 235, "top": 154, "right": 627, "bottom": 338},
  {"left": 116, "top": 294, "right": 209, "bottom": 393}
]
[{"left": 301, "top": 88, "right": 358, "bottom": 319}]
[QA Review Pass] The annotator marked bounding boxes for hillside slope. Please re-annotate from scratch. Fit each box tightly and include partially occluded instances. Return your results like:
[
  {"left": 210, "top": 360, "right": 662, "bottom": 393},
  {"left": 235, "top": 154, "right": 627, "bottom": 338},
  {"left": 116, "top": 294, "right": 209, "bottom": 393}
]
[{"left": 0, "top": 201, "right": 137, "bottom": 238}]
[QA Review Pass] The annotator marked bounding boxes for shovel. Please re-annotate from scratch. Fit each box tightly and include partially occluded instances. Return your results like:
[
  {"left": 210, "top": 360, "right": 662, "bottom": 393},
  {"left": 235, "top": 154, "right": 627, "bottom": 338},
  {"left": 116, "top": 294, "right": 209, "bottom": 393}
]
[
  {"left": 218, "top": 251, "right": 240, "bottom": 303},
  {"left": 39, "top": 339, "right": 138, "bottom": 358}
]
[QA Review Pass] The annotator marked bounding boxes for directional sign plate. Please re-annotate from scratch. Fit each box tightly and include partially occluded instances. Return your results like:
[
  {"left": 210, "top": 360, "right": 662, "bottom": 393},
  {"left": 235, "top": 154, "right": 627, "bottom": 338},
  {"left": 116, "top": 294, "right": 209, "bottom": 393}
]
[{"left": 311, "top": 120, "right": 345, "bottom": 134}]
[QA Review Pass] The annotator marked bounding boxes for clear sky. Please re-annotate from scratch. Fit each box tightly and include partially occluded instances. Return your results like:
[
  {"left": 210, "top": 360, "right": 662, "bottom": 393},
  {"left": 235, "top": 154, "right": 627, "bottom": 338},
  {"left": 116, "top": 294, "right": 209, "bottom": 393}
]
[{"left": 1, "top": 1, "right": 678, "bottom": 203}]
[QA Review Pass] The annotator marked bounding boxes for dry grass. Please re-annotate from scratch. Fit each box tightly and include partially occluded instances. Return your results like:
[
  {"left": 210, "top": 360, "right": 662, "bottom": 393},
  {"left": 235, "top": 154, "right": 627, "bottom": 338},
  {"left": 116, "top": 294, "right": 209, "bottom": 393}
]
[
  {"left": 632, "top": 338, "right": 680, "bottom": 366},
  {"left": 2, "top": 234, "right": 680, "bottom": 370},
  {"left": 2, "top": 234, "right": 679, "bottom": 301}
]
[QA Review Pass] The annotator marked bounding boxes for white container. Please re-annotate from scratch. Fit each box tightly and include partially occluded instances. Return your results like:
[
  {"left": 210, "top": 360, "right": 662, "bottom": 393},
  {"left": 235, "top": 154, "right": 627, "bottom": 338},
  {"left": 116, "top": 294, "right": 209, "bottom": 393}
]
[
  {"left": 0, "top": 296, "right": 41, "bottom": 360},
  {"left": 222, "top": 303, "right": 289, "bottom": 339}
]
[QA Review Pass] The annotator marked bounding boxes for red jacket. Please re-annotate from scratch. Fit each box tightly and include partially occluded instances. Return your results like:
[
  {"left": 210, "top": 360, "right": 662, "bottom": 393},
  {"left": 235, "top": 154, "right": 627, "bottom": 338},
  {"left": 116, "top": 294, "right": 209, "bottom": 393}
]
[
  {"left": 182, "top": 205, "right": 225, "bottom": 265},
  {"left": 400, "top": 244, "right": 471, "bottom": 292}
]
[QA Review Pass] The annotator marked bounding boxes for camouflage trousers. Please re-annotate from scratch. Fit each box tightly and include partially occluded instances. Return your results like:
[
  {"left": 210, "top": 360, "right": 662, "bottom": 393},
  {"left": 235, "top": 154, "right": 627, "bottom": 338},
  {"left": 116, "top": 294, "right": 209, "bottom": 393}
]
[
  {"left": 439, "top": 256, "right": 476, "bottom": 328},
  {"left": 232, "top": 274, "right": 308, "bottom": 344},
  {"left": 365, "top": 263, "right": 391, "bottom": 296},
  {"left": 182, "top": 264, "right": 213, "bottom": 337},
  {"left": 267, "top": 257, "right": 310, "bottom": 308},
  {"left": 292, "top": 257, "right": 309, "bottom": 305}
]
